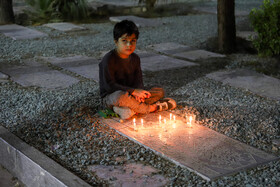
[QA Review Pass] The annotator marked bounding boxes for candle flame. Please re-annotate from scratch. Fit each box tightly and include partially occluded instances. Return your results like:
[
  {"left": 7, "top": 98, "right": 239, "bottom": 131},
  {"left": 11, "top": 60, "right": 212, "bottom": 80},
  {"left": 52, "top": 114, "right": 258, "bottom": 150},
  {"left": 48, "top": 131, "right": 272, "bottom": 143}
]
[
  {"left": 164, "top": 118, "right": 166, "bottom": 124},
  {"left": 170, "top": 113, "right": 172, "bottom": 120},
  {"left": 173, "top": 116, "right": 176, "bottom": 121}
]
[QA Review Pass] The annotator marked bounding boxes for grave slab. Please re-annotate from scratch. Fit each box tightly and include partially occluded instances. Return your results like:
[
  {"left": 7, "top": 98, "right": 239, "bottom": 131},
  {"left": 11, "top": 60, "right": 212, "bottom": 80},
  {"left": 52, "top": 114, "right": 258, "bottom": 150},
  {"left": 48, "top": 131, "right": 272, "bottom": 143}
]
[
  {"left": 89, "top": 163, "right": 168, "bottom": 186},
  {"left": 141, "top": 54, "right": 198, "bottom": 71},
  {"left": 101, "top": 111, "right": 279, "bottom": 181},
  {"left": 206, "top": 69, "right": 280, "bottom": 101},
  {"left": 109, "top": 15, "right": 162, "bottom": 27},
  {"left": 147, "top": 42, "right": 193, "bottom": 55},
  {"left": 0, "top": 24, "right": 47, "bottom": 40},
  {"left": 173, "top": 49, "right": 226, "bottom": 61},
  {"left": 43, "top": 22, "right": 87, "bottom": 32},
  {"left": 42, "top": 56, "right": 99, "bottom": 82},
  {"left": 0, "top": 59, "right": 79, "bottom": 89}
]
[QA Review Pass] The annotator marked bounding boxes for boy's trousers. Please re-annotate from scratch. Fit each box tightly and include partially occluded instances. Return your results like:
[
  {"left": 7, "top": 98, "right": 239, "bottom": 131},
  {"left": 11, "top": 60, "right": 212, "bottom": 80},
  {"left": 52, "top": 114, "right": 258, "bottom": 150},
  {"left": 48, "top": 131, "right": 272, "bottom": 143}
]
[{"left": 102, "top": 87, "right": 164, "bottom": 114}]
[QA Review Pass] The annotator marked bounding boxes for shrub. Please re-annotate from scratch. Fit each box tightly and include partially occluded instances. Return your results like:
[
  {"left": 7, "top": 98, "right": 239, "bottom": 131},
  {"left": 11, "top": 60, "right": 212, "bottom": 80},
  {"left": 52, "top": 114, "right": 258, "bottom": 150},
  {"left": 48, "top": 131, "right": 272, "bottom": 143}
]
[
  {"left": 249, "top": 0, "right": 280, "bottom": 57},
  {"left": 25, "top": 0, "right": 89, "bottom": 24}
]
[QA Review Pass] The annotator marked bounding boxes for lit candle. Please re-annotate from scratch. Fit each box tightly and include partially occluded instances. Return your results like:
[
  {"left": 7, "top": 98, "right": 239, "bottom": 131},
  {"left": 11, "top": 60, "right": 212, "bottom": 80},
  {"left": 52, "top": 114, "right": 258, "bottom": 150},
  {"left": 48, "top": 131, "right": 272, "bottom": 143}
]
[
  {"left": 170, "top": 113, "right": 172, "bottom": 120},
  {"left": 173, "top": 115, "right": 176, "bottom": 121},
  {"left": 164, "top": 118, "right": 166, "bottom": 124},
  {"left": 141, "top": 118, "right": 144, "bottom": 128},
  {"left": 159, "top": 115, "right": 161, "bottom": 123},
  {"left": 133, "top": 118, "right": 136, "bottom": 131}
]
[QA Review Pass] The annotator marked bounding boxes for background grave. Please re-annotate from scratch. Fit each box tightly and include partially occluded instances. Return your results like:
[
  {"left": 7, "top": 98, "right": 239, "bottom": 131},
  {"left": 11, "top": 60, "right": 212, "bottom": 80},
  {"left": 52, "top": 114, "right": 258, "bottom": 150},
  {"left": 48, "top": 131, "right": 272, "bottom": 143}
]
[
  {"left": 0, "top": 59, "right": 79, "bottom": 89},
  {"left": 206, "top": 69, "right": 280, "bottom": 101},
  {"left": 42, "top": 56, "right": 99, "bottom": 82},
  {"left": 0, "top": 24, "right": 47, "bottom": 40}
]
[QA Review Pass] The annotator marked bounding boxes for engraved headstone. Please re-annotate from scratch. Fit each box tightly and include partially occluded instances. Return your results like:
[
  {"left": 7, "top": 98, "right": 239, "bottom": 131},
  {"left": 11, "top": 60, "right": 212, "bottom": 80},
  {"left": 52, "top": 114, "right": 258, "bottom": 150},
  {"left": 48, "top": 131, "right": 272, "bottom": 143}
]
[{"left": 101, "top": 111, "right": 279, "bottom": 181}]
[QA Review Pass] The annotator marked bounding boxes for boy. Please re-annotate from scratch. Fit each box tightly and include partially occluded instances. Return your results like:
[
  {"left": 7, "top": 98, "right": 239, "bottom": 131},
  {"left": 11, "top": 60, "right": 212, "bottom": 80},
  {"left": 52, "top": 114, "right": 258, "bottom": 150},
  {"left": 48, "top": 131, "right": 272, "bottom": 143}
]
[{"left": 99, "top": 20, "right": 176, "bottom": 119}]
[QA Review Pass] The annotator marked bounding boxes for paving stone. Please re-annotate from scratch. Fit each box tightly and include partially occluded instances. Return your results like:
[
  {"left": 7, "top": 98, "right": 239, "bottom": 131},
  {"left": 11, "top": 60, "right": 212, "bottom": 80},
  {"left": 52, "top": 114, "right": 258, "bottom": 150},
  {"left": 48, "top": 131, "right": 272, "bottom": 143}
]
[
  {"left": 42, "top": 56, "right": 99, "bottom": 82},
  {"left": 147, "top": 42, "right": 193, "bottom": 55},
  {"left": 43, "top": 22, "right": 87, "bottom": 32},
  {"left": 101, "top": 111, "right": 279, "bottom": 181},
  {"left": 0, "top": 59, "right": 79, "bottom": 89},
  {"left": 109, "top": 15, "right": 162, "bottom": 27},
  {"left": 0, "top": 24, "right": 47, "bottom": 40},
  {"left": 206, "top": 69, "right": 280, "bottom": 101},
  {"left": 237, "top": 31, "right": 258, "bottom": 41},
  {"left": 141, "top": 54, "right": 198, "bottom": 71},
  {"left": 89, "top": 163, "right": 168, "bottom": 186},
  {"left": 173, "top": 49, "right": 226, "bottom": 61}
]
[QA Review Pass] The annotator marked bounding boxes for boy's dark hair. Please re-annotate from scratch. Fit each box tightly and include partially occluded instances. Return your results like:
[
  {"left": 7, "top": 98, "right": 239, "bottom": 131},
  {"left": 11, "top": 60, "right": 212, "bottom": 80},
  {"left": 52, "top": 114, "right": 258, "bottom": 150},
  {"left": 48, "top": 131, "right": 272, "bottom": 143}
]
[{"left": 113, "top": 20, "right": 139, "bottom": 41}]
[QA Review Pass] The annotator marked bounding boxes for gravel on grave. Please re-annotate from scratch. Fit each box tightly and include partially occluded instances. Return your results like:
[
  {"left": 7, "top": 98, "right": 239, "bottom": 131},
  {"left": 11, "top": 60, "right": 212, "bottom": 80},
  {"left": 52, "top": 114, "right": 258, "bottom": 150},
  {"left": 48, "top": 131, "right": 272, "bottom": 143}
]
[{"left": 0, "top": 13, "right": 279, "bottom": 186}]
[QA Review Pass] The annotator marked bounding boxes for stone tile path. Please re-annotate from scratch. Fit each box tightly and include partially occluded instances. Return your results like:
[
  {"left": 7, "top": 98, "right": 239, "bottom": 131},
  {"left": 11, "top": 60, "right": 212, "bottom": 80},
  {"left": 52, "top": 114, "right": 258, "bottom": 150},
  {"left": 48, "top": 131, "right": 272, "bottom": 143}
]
[
  {"left": 0, "top": 72, "right": 9, "bottom": 83},
  {"left": 43, "top": 22, "right": 87, "bottom": 32},
  {"left": 109, "top": 15, "right": 163, "bottom": 27},
  {"left": 0, "top": 24, "right": 47, "bottom": 40},
  {"left": 206, "top": 69, "right": 280, "bottom": 101},
  {"left": 42, "top": 56, "right": 99, "bottom": 82},
  {"left": 101, "top": 111, "right": 279, "bottom": 181},
  {"left": 89, "top": 163, "right": 168, "bottom": 186},
  {"left": 0, "top": 59, "right": 79, "bottom": 89}
]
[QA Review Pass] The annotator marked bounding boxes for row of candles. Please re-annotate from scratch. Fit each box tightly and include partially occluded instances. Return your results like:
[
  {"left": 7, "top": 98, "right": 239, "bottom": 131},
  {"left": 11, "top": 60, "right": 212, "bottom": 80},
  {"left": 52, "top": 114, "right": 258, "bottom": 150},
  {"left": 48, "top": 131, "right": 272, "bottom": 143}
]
[{"left": 132, "top": 113, "right": 196, "bottom": 131}]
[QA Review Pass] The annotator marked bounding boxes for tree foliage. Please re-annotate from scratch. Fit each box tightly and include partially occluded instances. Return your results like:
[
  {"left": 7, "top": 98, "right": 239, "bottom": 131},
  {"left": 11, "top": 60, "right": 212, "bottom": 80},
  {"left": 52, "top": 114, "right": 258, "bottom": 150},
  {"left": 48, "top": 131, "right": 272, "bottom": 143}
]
[
  {"left": 25, "top": 0, "right": 89, "bottom": 24},
  {"left": 249, "top": 0, "right": 280, "bottom": 57}
]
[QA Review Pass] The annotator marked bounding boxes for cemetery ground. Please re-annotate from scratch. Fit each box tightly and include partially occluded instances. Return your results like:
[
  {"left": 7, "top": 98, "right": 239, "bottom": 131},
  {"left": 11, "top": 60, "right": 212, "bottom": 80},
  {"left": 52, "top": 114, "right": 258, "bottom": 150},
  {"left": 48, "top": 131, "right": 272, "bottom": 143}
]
[{"left": 1, "top": 5, "right": 280, "bottom": 187}]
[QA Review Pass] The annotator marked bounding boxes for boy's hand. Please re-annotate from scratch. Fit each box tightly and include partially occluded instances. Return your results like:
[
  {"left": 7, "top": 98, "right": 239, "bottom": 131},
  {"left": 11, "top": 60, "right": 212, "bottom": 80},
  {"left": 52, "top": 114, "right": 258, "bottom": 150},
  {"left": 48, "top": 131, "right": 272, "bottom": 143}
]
[{"left": 132, "top": 89, "right": 151, "bottom": 102}]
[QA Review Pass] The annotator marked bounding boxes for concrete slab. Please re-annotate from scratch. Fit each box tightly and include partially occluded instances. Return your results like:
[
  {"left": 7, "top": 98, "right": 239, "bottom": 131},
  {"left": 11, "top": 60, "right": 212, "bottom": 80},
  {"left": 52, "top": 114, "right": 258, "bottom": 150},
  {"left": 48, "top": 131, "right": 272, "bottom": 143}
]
[
  {"left": 43, "top": 22, "right": 87, "bottom": 32},
  {"left": 0, "top": 24, "right": 47, "bottom": 40},
  {"left": 141, "top": 54, "right": 198, "bottom": 71},
  {"left": 0, "top": 126, "right": 91, "bottom": 187},
  {"left": 42, "top": 56, "right": 99, "bottom": 82},
  {"left": 109, "top": 15, "right": 162, "bottom": 27},
  {"left": 89, "top": 163, "right": 169, "bottom": 186},
  {"left": 173, "top": 49, "right": 226, "bottom": 61},
  {"left": 206, "top": 69, "right": 280, "bottom": 101},
  {"left": 147, "top": 42, "right": 193, "bottom": 55},
  {"left": 101, "top": 111, "right": 279, "bottom": 181},
  {"left": 0, "top": 59, "right": 79, "bottom": 89}
]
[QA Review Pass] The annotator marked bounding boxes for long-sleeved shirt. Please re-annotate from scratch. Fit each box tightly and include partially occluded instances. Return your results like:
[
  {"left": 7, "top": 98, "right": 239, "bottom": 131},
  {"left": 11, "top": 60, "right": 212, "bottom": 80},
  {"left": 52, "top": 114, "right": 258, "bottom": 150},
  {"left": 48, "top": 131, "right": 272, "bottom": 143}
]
[{"left": 99, "top": 49, "right": 144, "bottom": 98}]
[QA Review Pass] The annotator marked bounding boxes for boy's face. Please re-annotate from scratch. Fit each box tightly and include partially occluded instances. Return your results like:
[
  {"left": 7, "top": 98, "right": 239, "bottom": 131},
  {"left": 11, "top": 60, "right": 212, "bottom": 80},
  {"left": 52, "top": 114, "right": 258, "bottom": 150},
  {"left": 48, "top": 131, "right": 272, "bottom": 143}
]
[{"left": 115, "top": 33, "right": 137, "bottom": 59}]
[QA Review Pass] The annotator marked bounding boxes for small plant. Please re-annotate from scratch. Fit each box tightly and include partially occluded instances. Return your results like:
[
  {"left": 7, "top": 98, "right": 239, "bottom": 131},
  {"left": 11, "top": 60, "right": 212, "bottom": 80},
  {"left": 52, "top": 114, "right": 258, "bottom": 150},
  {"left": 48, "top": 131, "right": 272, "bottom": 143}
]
[
  {"left": 25, "top": 0, "right": 89, "bottom": 24},
  {"left": 98, "top": 109, "right": 119, "bottom": 119},
  {"left": 249, "top": 0, "right": 280, "bottom": 57}
]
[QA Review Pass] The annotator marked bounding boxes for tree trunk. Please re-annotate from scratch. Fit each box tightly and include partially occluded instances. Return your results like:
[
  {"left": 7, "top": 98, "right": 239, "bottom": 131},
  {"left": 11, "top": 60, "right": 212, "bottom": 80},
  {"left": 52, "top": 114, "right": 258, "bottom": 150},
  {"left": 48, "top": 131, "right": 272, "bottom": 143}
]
[
  {"left": 0, "top": 0, "right": 15, "bottom": 25},
  {"left": 217, "top": 0, "right": 236, "bottom": 53}
]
